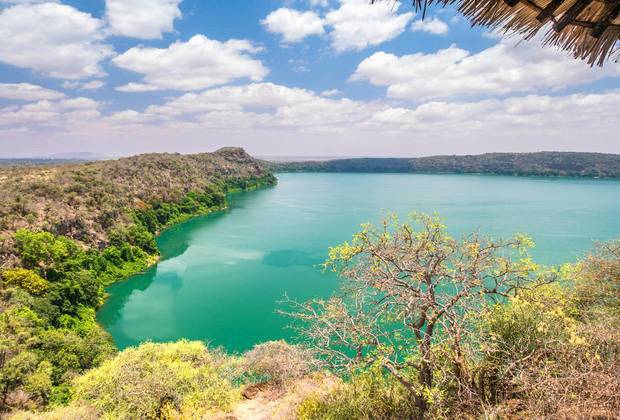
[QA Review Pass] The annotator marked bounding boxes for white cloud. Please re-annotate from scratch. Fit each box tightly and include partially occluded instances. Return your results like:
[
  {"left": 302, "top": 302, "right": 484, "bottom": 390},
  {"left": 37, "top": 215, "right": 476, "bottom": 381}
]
[
  {"left": 110, "top": 82, "right": 376, "bottom": 132},
  {"left": 321, "top": 89, "right": 342, "bottom": 97},
  {"left": 411, "top": 17, "right": 448, "bottom": 35},
  {"left": 370, "top": 91, "right": 620, "bottom": 135},
  {"left": 106, "top": 110, "right": 157, "bottom": 124},
  {"left": 0, "top": 83, "right": 65, "bottom": 101},
  {"left": 0, "top": 3, "right": 113, "bottom": 79},
  {"left": 325, "top": 0, "right": 413, "bottom": 52},
  {"left": 105, "top": 0, "right": 182, "bottom": 39},
  {"left": 81, "top": 80, "right": 105, "bottom": 90},
  {"left": 115, "top": 83, "right": 160, "bottom": 93},
  {"left": 62, "top": 80, "right": 105, "bottom": 90},
  {"left": 145, "top": 83, "right": 319, "bottom": 117},
  {"left": 2, "top": 85, "right": 618, "bottom": 157},
  {"left": 351, "top": 38, "right": 620, "bottom": 100},
  {"left": 0, "top": 96, "right": 100, "bottom": 126},
  {"left": 112, "top": 35, "right": 268, "bottom": 91},
  {"left": 262, "top": 8, "right": 324, "bottom": 43}
]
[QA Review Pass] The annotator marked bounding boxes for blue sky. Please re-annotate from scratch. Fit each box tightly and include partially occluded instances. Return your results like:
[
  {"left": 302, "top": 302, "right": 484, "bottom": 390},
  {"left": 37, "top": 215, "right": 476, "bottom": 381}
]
[{"left": 0, "top": 0, "right": 618, "bottom": 157}]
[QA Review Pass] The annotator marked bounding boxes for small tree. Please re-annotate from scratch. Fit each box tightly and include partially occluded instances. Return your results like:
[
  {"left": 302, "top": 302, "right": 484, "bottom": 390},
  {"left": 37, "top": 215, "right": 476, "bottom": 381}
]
[{"left": 285, "top": 213, "right": 545, "bottom": 417}]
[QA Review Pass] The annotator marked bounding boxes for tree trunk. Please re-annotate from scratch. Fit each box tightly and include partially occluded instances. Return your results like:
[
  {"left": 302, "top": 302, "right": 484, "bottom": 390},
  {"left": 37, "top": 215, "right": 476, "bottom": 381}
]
[{"left": 415, "top": 325, "right": 434, "bottom": 417}]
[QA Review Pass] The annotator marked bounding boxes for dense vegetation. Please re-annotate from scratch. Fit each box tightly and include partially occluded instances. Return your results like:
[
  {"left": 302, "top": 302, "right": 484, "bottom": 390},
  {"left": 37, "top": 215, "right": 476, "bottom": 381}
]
[
  {"left": 1, "top": 149, "right": 618, "bottom": 418},
  {"left": 293, "top": 216, "right": 620, "bottom": 418},
  {"left": 8, "top": 216, "right": 619, "bottom": 419},
  {"left": 0, "top": 148, "right": 276, "bottom": 413},
  {"left": 266, "top": 151, "right": 620, "bottom": 178}
]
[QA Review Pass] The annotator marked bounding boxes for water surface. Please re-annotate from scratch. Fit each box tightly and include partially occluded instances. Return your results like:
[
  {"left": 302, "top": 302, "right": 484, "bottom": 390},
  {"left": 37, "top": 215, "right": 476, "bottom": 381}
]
[{"left": 98, "top": 173, "right": 620, "bottom": 351}]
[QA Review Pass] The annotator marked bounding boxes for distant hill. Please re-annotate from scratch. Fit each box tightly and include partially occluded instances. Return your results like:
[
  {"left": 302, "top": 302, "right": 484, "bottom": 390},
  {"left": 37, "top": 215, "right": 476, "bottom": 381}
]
[
  {"left": 0, "top": 158, "right": 91, "bottom": 167},
  {"left": 46, "top": 151, "right": 107, "bottom": 160},
  {"left": 265, "top": 152, "right": 620, "bottom": 178},
  {"left": 0, "top": 152, "right": 107, "bottom": 167}
]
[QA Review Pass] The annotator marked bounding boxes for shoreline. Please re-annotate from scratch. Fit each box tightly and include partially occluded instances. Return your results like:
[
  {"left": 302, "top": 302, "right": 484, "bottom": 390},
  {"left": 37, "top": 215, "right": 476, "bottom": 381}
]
[{"left": 95, "top": 179, "right": 278, "bottom": 347}]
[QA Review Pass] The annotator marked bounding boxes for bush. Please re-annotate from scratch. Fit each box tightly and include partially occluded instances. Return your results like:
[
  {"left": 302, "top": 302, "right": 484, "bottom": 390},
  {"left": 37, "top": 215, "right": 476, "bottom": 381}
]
[
  {"left": 298, "top": 369, "right": 418, "bottom": 420},
  {"left": 1, "top": 269, "right": 49, "bottom": 296},
  {"left": 572, "top": 240, "right": 620, "bottom": 317},
  {"left": 475, "top": 260, "right": 620, "bottom": 417},
  {"left": 243, "top": 340, "right": 317, "bottom": 386},
  {"left": 72, "top": 341, "right": 240, "bottom": 418},
  {"left": 36, "top": 326, "right": 115, "bottom": 384},
  {"left": 10, "top": 403, "right": 101, "bottom": 420},
  {"left": 45, "top": 272, "right": 102, "bottom": 318}
]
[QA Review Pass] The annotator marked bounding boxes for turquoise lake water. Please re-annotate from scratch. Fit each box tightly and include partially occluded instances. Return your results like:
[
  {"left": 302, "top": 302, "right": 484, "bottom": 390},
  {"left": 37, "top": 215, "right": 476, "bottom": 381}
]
[{"left": 98, "top": 173, "right": 620, "bottom": 351}]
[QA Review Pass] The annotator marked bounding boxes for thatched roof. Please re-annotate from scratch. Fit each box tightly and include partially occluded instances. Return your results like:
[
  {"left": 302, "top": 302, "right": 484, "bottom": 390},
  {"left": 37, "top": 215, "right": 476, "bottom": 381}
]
[{"left": 377, "top": 0, "right": 620, "bottom": 65}]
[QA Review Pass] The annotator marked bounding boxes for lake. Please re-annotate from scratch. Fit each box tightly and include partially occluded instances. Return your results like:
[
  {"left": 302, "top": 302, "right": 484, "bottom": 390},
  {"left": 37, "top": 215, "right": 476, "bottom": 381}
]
[{"left": 98, "top": 173, "right": 620, "bottom": 351}]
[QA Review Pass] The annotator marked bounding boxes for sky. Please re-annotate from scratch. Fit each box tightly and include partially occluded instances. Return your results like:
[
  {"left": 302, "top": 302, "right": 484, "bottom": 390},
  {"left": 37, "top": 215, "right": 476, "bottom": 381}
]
[{"left": 0, "top": 0, "right": 618, "bottom": 158}]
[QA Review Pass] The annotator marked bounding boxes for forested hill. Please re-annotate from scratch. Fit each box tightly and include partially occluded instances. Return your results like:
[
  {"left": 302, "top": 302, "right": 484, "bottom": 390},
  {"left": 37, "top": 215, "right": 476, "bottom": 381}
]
[
  {"left": 0, "top": 147, "right": 275, "bottom": 413},
  {"left": 266, "top": 152, "right": 620, "bottom": 178},
  {"left": 0, "top": 147, "right": 274, "bottom": 263}
]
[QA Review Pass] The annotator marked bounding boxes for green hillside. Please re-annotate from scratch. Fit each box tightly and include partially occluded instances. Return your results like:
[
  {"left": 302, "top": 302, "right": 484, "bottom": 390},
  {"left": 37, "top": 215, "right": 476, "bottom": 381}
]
[
  {"left": 266, "top": 152, "right": 620, "bottom": 178},
  {"left": 0, "top": 148, "right": 276, "bottom": 413}
]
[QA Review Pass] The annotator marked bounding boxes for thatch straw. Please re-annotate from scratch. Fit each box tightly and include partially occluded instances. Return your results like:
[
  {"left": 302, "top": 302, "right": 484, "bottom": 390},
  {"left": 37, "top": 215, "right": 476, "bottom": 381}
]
[{"left": 376, "top": 0, "right": 620, "bottom": 65}]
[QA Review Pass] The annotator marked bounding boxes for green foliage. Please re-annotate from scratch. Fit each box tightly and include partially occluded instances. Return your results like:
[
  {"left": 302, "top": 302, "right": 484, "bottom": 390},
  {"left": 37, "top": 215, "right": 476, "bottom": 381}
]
[
  {"left": 1, "top": 269, "right": 49, "bottom": 296},
  {"left": 571, "top": 240, "right": 620, "bottom": 316},
  {"left": 129, "top": 174, "right": 275, "bottom": 238},
  {"left": 109, "top": 224, "right": 157, "bottom": 255},
  {"left": 291, "top": 213, "right": 540, "bottom": 416},
  {"left": 36, "top": 327, "right": 115, "bottom": 384},
  {"left": 0, "top": 298, "right": 114, "bottom": 412},
  {"left": 0, "top": 229, "right": 147, "bottom": 411},
  {"left": 222, "top": 174, "right": 277, "bottom": 192},
  {"left": 132, "top": 193, "right": 215, "bottom": 234},
  {"left": 269, "top": 152, "right": 620, "bottom": 178},
  {"left": 13, "top": 230, "right": 80, "bottom": 281},
  {"left": 0, "top": 150, "right": 277, "bottom": 414},
  {"left": 23, "top": 361, "right": 53, "bottom": 406},
  {"left": 46, "top": 272, "right": 102, "bottom": 318},
  {"left": 471, "top": 248, "right": 620, "bottom": 417},
  {"left": 298, "top": 369, "right": 418, "bottom": 420},
  {"left": 72, "top": 341, "right": 240, "bottom": 419}
]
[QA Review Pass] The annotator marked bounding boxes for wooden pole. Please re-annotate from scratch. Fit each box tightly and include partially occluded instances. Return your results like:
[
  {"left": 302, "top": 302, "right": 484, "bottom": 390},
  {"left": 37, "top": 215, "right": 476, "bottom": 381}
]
[
  {"left": 537, "top": 0, "right": 565, "bottom": 22},
  {"left": 553, "top": 0, "right": 592, "bottom": 31}
]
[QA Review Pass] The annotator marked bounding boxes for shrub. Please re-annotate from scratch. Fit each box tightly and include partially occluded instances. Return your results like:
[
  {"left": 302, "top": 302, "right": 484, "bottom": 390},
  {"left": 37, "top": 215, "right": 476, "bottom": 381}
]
[
  {"left": 243, "top": 340, "right": 317, "bottom": 386},
  {"left": 298, "top": 369, "right": 418, "bottom": 420},
  {"left": 10, "top": 403, "right": 100, "bottom": 420},
  {"left": 2, "top": 269, "right": 49, "bottom": 296},
  {"left": 572, "top": 240, "right": 620, "bottom": 317},
  {"left": 36, "top": 326, "right": 115, "bottom": 384},
  {"left": 475, "top": 261, "right": 620, "bottom": 417},
  {"left": 72, "top": 341, "right": 240, "bottom": 418}
]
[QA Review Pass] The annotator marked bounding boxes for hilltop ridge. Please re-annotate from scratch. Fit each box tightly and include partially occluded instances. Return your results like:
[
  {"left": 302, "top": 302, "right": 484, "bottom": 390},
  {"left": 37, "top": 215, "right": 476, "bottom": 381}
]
[
  {"left": 0, "top": 148, "right": 274, "bottom": 265},
  {"left": 266, "top": 151, "right": 620, "bottom": 178}
]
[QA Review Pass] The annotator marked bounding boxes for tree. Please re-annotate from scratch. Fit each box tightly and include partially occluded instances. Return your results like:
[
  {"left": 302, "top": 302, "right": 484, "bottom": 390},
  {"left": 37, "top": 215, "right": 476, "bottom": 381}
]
[
  {"left": 1, "top": 269, "right": 49, "bottom": 296},
  {"left": 286, "top": 213, "right": 545, "bottom": 417},
  {"left": 13, "top": 230, "right": 80, "bottom": 280},
  {"left": 0, "top": 307, "right": 42, "bottom": 409}
]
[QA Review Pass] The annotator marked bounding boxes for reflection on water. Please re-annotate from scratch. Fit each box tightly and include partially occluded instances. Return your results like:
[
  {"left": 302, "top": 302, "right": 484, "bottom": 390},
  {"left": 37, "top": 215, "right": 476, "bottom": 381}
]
[
  {"left": 98, "top": 173, "right": 620, "bottom": 352},
  {"left": 263, "top": 249, "right": 323, "bottom": 268}
]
